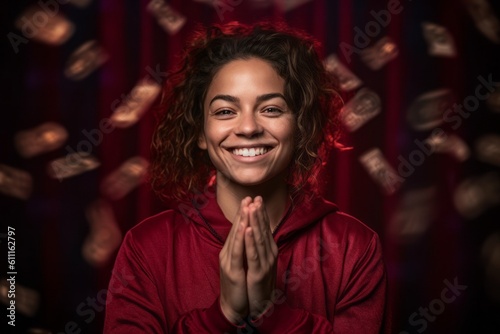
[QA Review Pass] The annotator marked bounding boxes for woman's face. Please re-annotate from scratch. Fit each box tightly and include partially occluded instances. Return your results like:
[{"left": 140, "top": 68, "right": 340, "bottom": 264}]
[{"left": 199, "top": 57, "right": 296, "bottom": 187}]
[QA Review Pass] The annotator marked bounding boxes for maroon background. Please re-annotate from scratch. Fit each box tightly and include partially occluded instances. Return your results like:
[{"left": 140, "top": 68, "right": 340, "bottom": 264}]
[{"left": 2, "top": 0, "right": 500, "bottom": 333}]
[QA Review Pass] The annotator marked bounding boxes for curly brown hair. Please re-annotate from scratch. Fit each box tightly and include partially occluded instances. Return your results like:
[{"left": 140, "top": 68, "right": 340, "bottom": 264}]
[{"left": 150, "top": 21, "right": 343, "bottom": 203}]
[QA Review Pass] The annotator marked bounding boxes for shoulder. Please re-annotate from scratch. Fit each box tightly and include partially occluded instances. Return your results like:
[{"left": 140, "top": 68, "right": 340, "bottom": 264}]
[
  {"left": 318, "top": 208, "right": 382, "bottom": 258},
  {"left": 115, "top": 209, "right": 190, "bottom": 277},
  {"left": 288, "top": 195, "right": 380, "bottom": 250},
  {"left": 122, "top": 209, "right": 185, "bottom": 251},
  {"left": 324, "top": 210, "right": 377, "bottom": 238},
  {"left": 130, "top": 209, "right": 177, "bottom": 234}
]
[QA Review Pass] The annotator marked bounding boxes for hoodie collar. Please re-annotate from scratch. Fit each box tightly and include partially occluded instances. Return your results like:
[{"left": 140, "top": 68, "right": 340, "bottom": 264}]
[
  {"left": 182, "top": 190, "right": 338, "bottom": 246},
  {"left": 273, "top": 194, "right": 338, "bottom": 244}
]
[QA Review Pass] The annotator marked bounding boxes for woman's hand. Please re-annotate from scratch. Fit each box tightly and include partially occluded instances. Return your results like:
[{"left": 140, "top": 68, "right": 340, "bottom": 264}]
[
  {"left": 244, "top": 196, "right": 278, "bottom": 319},
  {"left": 219, "top": 196, "right": 278, "bottom": 323},
  {"left": 219, "top": 197, "right": 252, "bottom": 324}
]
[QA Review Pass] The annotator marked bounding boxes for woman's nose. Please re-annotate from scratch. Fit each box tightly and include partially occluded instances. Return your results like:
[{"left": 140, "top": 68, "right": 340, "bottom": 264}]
[{"left": 236, "top": 111, "right": 262, "bottom": 137}]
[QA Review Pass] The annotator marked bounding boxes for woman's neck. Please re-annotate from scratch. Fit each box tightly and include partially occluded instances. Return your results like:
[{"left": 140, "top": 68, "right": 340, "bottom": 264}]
[{"left": 216, "top": 172, "right": 290, "bottom": 231}]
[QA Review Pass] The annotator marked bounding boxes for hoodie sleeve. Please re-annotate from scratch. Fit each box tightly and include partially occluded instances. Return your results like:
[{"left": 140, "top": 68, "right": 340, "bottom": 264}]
[
  {"left": 103, "top": 231, "right": 166, "bottom": 333},
  {"left": 331, "top": 233, "right": 388, "bottom": 333},
  {"left": 247, "top": 233, "right": 387, "bottom": 334},
  {"left": 103, "top": 231, "right": 245, "bottom": 334}
]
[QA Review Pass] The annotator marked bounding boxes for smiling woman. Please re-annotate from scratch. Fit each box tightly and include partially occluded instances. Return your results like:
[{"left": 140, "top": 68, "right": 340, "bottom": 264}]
[
  {"left": 104, "top": 22, "right": 389, "bottom": 333},
  {"left": 151, "top": 21, "right": 342, "bottom": 203}
]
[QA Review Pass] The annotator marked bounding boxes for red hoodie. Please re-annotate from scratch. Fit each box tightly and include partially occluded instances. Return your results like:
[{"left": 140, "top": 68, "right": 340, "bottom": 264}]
[{"left": 104, "top": 193, "right": 387, "bottom": 333}]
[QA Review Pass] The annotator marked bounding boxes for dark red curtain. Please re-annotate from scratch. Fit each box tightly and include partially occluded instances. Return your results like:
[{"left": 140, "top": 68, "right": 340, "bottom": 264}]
[{"left": 2, "top": 0, "right": 500, "bottom": 333}]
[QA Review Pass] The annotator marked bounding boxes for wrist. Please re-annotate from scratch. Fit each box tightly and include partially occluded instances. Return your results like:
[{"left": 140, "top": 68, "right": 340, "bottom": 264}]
[
  {"left": 249, "top": 299, "right": 274, "bottom": 320},
  {"left": 219, "top": 299, "right": 246, "bottom": 325}
]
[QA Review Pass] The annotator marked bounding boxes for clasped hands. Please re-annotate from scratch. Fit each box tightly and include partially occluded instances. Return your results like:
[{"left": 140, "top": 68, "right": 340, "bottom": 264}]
[{"left": 219, "top": 196, "right": 278, "bottom": 325}]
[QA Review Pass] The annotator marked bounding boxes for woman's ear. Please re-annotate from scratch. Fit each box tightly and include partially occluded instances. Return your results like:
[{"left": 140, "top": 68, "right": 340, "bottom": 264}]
[{"left": 198, "top": 131, "right": 207, "bottom": 150}]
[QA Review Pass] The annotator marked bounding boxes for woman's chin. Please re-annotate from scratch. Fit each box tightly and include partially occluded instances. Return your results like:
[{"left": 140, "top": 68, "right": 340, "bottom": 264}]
[{"left": 217, "top": 171, "right": 286, "bottom": 190}]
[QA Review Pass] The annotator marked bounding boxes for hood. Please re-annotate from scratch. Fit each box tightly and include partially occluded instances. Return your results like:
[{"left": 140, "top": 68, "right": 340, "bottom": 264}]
[{"left": 177, "top": 189, "right": 338, "bottom": 246}]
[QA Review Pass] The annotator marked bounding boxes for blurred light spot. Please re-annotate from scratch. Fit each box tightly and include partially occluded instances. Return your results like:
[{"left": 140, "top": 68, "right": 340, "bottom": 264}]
[
  {"left": 407, "top": 89, "right": 454, "bottom": 131},
  {"left": 100, "top": 156, "right": 149, "bottom": 200},
  {"left": 360, "top": 36, "right": 399, "bottom": 70},
  {"left": 341, "top": 88, "right": 381, "bottom": 132},
  {"left": 324, "top": 54, "right": 363, "bottom": 92},
  {"left": 486, "top": 85, "right": 500, "bottom": 112},
  {"left": 463, "top": 0, "right": 500, "bottom": 44},
  {"left": 47, "top": 153, "right": 100, "bottom": 180},
  {"left": 454, "top": 173, "right": 500, "bottom": 219},
  {"left": 481, "top": 233, "right": 500, "bottom": 301},
  {"left": 426, "top": 133, "right": 470, "bottom": 161},
  {"left": 390, "top": 186, "right": 437, "bottom": 243},
  {"left": 82, "top": 199, "right": 122, "bottom": 267},
  {"left": 359, "top": 148, "right": 403, "bottom": 195},
  {"left": 422, "top": 22, "right": 457, "bottom": 57},
  {"left": 64, "top": 40, "right": 108, "bottom": 80},
  {"left": 476, "top": 134, "right": 500, "bottom": 166},
  {"left": 110, "top": 79, "right": 161, "bottom": 128},
  {"left": 14, "top": 122, "right": 68, "bottom": 158},
  {"left": 147, "top": 0, "right": 186, "bottom": 35},
  {"left": 0, "top": 279, "right": 39, "bottom": 317},
  {"left": 15, "top": 6, "right": 74, "bottom": 46},
  {"left": 0, "top": 164, "right": 32, "bottom": 200}
]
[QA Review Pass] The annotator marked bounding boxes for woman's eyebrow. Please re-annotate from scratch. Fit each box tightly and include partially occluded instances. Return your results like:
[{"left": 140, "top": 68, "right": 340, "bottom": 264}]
[
  {"left": 209, "top": 94, "right": 239, "bottom": 106},
  {"left": 208, "top": 92, "right": 285, "bottom": 106},
  {"left": 256, "top": 93, "right": 286, "bottom": 104}
]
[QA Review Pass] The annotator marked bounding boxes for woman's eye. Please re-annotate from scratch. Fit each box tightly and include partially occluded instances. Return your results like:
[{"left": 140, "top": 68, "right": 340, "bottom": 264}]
[
  {"left": 214, "top": 109, "right": 234, "bottom": 116},
  {"left": 262, "top": 107, "right": 283, "bottom": 114}
]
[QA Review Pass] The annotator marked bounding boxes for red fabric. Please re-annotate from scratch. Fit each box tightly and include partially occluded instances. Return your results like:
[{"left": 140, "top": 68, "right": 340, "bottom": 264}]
[{"left": 104, "top": 190, "right": 387, "bottom": 333}]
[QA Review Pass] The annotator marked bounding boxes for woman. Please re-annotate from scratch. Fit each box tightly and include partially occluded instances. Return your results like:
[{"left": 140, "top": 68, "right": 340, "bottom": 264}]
[{"left": 104, "top": 22, "right": 388, "bottom": 333}]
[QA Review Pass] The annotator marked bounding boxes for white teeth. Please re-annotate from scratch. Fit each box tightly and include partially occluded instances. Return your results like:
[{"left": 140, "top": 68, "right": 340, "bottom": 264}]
[{"left": 231, "top": 147, "right": 269, "bottom": 157}]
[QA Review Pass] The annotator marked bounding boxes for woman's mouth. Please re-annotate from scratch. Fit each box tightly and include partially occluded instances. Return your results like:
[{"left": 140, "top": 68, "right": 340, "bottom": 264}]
[{"left": 230, "top": 146, "right": 272, "bottom": 157}]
